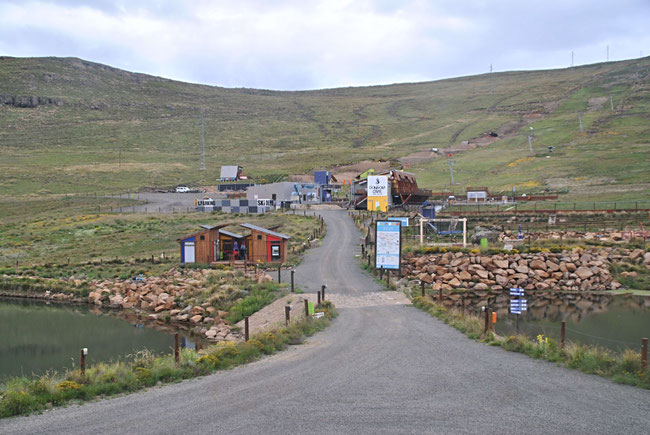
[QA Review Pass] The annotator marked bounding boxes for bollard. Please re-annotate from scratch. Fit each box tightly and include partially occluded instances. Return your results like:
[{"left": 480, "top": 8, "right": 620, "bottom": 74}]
[
  {"left": 291, "top": 270, "right": 295, "bottom": 292},
  {"left": 278, "top": 265, "right": 282, "bottom": 283},
  {"left": 439, "top": 287, "right": 442, "bottom": 301},
  {"left": 379, "top": 266, "right": 384, "bottom": 280},
  {"left": 244, "top": 316, "right": 250, "bottom": 342},
  {"left": 285, "top": 305, "right": 291, "bottom": 326},
  {"left": 421, "top": 281, "right": 425, "bottom": 297},
  {"left": 492, "top": 312, "right": 497, "bottom": 324},
  {"left": 561, "top": 321, "right": 566, "bottom": 349},
  {"left": 322, "top": 284, "right": 326, "bottom": 300},
  {"left": 642, "top": 338, "right": 648, "bottom": 371},
  {"left": 151, "top": 254, "right": 154, "bottom": 264},
  {"left": 174, "top": 333, "right": 180, "bottom": 363},
  {"left": 80, "top": 348, "right": 87, "bottom": 376},
  {"left": 483, "top": 307, "right": 489, "bottom": 333},
  {"left": 461, "top": 295, "right": 465, "bottom": 317},
  {"left": 317, "top": 290, "right": 321, "bottom": 305},
  {"left": 304, "top": 298, "right": 309, "bottom": 318},
  {"left": 386, "top": 269, "right": 390, "bottom": 286}
]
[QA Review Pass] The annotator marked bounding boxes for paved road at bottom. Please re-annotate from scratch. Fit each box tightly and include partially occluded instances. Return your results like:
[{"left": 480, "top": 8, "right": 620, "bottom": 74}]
[{"left": 2, "top": 210, "right": 648, "bottom": 434}]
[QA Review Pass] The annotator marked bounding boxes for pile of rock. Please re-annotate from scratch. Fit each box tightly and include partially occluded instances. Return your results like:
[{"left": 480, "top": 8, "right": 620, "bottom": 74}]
[
  {"left": 403, "top": 248, "right": 648, "bottom": 292},
  {"left": 86, "top": 268, "right": 260, "bottom": 342}
]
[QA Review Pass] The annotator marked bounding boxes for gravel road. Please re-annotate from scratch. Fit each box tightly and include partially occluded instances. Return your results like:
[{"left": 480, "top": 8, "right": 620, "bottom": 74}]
[{"left": 2, "top": 210, "right": 648, "bottom": 434}]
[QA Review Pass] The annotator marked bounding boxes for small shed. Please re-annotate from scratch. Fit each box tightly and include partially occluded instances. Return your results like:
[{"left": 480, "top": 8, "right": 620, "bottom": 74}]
[
  {"left": 220, "top": 165, "right": 243, "bottom": 181},
  {"left": 178, "top": 224, "right": 226, "bottom": 264},
  {"left": 240, "top": 223, "right": 290, "bottom": 263}
]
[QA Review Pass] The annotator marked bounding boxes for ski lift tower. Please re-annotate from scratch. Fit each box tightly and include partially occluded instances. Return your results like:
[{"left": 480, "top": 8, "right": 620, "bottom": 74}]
[{"left": 447, "top": 153, "right": 456, "bottom": 185}]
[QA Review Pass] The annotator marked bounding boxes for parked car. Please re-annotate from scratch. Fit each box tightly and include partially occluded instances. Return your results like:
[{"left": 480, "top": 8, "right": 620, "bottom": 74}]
[
  {"left": 430, "top": 147, "right": 439, "bottom": 153},
  {"left": 176, "top": 186, "right": 190, "bottom": 193}
]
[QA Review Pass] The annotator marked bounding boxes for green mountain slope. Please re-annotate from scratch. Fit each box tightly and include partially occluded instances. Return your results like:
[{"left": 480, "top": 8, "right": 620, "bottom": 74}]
[{"left": 0, "top": 56, "right": 648, "bottom": 200}]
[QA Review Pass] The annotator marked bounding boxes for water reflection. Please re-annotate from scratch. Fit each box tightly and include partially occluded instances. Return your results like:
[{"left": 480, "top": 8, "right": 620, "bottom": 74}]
[{"left": 0, "top": 298, "right": 196, "bottom": 379}]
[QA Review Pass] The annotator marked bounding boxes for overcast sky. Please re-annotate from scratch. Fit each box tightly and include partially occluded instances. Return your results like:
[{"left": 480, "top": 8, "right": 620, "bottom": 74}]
[{"left": 1, "top": 0, "right": 649, "bottom": 90}]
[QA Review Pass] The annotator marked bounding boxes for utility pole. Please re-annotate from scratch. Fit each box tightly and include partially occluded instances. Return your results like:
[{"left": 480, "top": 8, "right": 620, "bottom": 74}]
[
  {"left": 490, "top": 64, "right": 493, "bottom": 94},
  {"left": 447, "top": 153, "right": 455, "bottom": 185},
  {"left": 578, "top": 114, "right": 583, "bottom": 132},
  {"left": 200, "top": 110, "right": 206, "bottom": 171},
  {"left": 606, "top": 45, "right": 609, "bottom": 62},
  {"left": 571, "top": 51, "right": 574, "bottom": 67},
  {"left": 527, "top": 126, "right": 534, "bottom": 156}
]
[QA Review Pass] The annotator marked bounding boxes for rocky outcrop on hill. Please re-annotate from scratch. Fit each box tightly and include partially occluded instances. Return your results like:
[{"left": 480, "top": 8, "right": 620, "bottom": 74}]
[
  {"left": 0, "top": 94, "right": 63, "bottom": 107},
  {"left": 403, "top": 247, "right": 648, "bottom": 292}
]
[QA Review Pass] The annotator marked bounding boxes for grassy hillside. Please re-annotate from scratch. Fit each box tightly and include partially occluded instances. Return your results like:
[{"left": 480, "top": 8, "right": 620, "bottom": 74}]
[{"left": 1, "top": 56, "right": 649, "bottom": 200}]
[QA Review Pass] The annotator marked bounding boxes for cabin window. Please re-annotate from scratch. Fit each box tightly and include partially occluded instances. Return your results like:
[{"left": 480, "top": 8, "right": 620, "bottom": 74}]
[
  {"left": 257, "top": 235, "right": 262, "bottom": 240},
  {"left": 270, "top": 242, "right": 281, "bottom": 260},
  {"left": 200, "top": 235, "right": 205, "bottom": 240}
]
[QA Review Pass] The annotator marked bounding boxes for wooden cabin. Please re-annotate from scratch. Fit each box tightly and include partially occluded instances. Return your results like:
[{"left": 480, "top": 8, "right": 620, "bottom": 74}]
[
  {"left": 239, "top": 223, "right": 290, "bottom": 263},
  {"left": 178, "top": 225, "right": 226, "bottom": 264}
]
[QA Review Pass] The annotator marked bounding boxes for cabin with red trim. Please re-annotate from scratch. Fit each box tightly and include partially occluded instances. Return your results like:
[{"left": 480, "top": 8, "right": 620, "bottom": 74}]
[{"left": 240, "top": 223, "right": 290, "bottom": 263}]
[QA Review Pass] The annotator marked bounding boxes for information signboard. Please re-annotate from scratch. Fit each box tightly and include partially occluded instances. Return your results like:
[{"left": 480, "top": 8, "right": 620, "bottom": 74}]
[
  {"left": 387, "top": 216, "right": 409, "bottom": 227},
  {"left": 375, "top": 220, "right": 402, "bottom": 270}
]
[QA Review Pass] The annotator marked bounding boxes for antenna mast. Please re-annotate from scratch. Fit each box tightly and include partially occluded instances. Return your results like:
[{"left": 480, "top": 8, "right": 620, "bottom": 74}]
[{"left": 200, "top": 110, "right": 206, "bottom": 171}]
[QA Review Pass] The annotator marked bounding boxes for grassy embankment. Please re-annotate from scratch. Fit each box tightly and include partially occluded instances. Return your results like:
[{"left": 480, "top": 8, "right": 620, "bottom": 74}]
[
  {"left": 0, "top": 301, "right": 337, "bottom": 419},
  {"left": 410, "top": 296, "right": 649, "bottom": 389},
  {"left": 0, "top": 197, "right": 321, "bottom": 268},
  {"left": 0, "top": 56, "right": 649, "bottom": 201}
]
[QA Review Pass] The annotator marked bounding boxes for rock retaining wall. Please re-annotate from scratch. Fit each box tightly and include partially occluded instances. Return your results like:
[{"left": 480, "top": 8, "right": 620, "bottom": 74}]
[{"left": 404, "top": 248, "right": 649, "bottom": 292}]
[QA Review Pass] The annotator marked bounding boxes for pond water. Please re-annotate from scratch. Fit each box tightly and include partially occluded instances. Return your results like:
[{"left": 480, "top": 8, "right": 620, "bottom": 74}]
[
  {"left": 0, "top": 298, "right": 196, "bottom": 380},
  {"left": 494, "top": 296, "right": 650, "bottom": 353}
]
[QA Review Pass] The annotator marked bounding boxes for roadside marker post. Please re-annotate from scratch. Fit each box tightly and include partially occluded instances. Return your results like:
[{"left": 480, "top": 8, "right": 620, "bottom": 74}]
[
  {"left": 285, "top": 305, "right": 291, "bottom": 326},
  {"left": 421, "top": 281, "right": 425, "bottom": 298},
  {"left": 244, "top": 316, "right": 250, "bottom": 342},
  {"left": 291, "top": 270, "right": 295, "bottom": 292},
  {"left": 174, "top": 333, "right": 180, "bottom": 363},
  {"left": 561, "top": 321, "right": 566, "bottom": 348},
  {"left": 321, "top": 284, "right": 326, "bottom": 301},
  {"left": 642, "top": 338, "right": 648, "bottom": 371},
  {"left": 80, "top": 348, "right": 88, "bottom": 376},
  {"left": 304, "top": 299, "right": 309, "bottom": 318}
]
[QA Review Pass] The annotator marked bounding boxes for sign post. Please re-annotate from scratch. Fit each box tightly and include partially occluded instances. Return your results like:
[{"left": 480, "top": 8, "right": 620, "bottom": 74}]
[
  {"left": 509, "top": 287, "right": 527, "bottom": 332},
  {"left": 375, "top": 220, "right": 402, "bottom": 273}
]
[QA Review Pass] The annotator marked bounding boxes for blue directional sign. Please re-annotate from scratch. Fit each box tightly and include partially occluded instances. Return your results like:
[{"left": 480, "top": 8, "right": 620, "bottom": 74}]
[
  {"left": 510, "top": 299, "right": 527, "bottom": 315},
  {"left": 510, "top": 287, "right": 525, "bottom": 296}
]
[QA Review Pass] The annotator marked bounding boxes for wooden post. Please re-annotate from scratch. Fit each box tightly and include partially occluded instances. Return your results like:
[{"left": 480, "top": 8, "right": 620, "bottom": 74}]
[
  {"left": 484, "top": 308, "right": 490, "bottom": 333},
  {"left": 285, "top": 305, "right": 290, "bottom": 326},
  {"left": 321, "top": 284, "right": 326, "bottom": 300},
  {"left": 461, "top": 295, "right": 465, "bottom": 317},
  {"left": 80, "top": 348, "right": 86, "bottom": 376},
  {"left": 151, "top": 254, "right": 154, "bottom": 264},
  {"left": 561, "top": 321, "right": 566, "bottom": 349},
  {"left": 244, "top": 316, "right": 250, "bottom": 342},
  {"left": 421, "top": 281, "right": 425, "bottom": 297},
  {"left": 386, "top": 269, "right": 390, "bottom": 286},
  {"left": 174, "top": 333, "right": 180, "bottom": 363},
  {"left": 317, "top": 290, "right": 321, "bottom": 305},
  {"left": 278, "top": 265, "right": 281, "bottom": 283},
  {"left": 291, "top": 270, "right": 295, "bottom": 292},
  {"left": 642, "top": 338, "right": 648, "bottom": 371},
  {"left": 304, "top": 298, "right": 309, "bottom": 318},
  {"left": 439, "top": 287, "right": 443, "bottom": 301}
]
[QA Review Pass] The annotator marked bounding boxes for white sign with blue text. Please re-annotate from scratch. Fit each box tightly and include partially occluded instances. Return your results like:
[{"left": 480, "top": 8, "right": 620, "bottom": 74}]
[
  {"left": 375, "top": 220, "right": 401, "bottom": 270},
  {"left": 509, "top": 287, "right": 527, "bottom": 314},
  {"left": 387, "top": 216, "right": 409, "bottom": 227}
]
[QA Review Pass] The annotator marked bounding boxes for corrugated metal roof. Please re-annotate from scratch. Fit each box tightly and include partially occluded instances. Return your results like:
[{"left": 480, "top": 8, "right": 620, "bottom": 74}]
[
  {"left": 219, "top": 229, "right": 245, "bottom": 239},
  {"left": 240, "top": 223, "right": 291, "bottom": 239},
  {"left": 220, "top": 165, "right": 240, "bottom": 178}
]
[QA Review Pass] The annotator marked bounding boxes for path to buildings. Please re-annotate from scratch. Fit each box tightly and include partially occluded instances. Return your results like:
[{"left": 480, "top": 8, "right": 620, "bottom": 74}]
[{"left": 2, "top": 210, "right": 649, "bottom": 434}]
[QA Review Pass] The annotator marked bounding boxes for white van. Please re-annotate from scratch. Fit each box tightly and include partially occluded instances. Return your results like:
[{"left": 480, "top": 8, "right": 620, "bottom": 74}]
[{"left": 176, "top": 186, "right": 190, "bottom": 193}]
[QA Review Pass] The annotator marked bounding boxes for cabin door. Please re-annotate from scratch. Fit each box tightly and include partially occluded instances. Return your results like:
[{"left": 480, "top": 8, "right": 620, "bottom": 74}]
[{"left": 183, "top": 241, "right": 195, "bottom": 263}]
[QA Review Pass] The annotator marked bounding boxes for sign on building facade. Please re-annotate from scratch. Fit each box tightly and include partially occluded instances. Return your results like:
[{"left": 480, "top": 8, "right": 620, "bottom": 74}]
[{"left": 367, "top": 175, "right": 389, "bottom": 212}]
